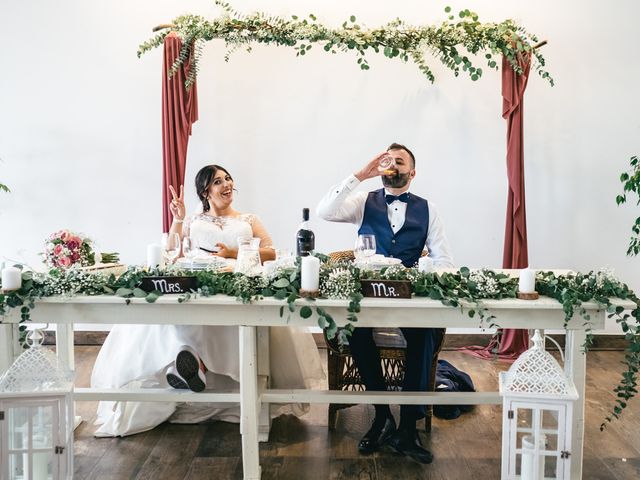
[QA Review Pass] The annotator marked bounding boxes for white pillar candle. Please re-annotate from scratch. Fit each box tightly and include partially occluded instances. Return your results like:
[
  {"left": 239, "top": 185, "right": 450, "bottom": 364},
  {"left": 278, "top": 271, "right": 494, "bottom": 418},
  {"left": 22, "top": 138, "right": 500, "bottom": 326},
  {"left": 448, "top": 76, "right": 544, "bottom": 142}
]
[
  {"left": 300, "top": 255, "right": 320, "bottom": 291},
  {"left": 418, "top": 256, "right": 435, "bottom": 273},
  {"left": 518, "top": 267, "right": 536, "bottom": 293},
  {"left": 32, "top": 451, "right": 50, "bottom": 479},
  {"left": 1, "top": 266, "right": 22, "bottom": 291},
  {"left": 520, "top": 434, "right": 545, "bottom": 480},
  {"left": 146, "top": 244, "right": 164, "bottom": 269}
]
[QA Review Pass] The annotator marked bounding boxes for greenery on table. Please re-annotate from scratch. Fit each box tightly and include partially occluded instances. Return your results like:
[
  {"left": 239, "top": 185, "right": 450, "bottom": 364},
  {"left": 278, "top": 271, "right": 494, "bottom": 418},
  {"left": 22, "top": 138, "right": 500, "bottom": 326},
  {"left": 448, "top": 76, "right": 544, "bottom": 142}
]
[
  {"left": 1, "top": 261, "right": 638, "bottom": 428},
  {"left": 138, "top": 1, "right": 553, "bottom": 89},
  {"left": 0, "top": 182, "right": 8, "bottom": 193},
  {"left": 534, "top": 270, "right": 640, "bottom": 428},
  {"left": 617, "top": 155, "right": 640, "bottom": 256}
]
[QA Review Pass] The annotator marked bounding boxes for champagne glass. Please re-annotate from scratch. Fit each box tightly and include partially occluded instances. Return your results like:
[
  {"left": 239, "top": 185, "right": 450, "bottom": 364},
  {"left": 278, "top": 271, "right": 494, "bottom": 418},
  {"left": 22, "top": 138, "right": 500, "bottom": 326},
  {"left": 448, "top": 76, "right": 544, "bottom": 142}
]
[{"left": 161, "top": 232, "right": 181, "bottom": 265}]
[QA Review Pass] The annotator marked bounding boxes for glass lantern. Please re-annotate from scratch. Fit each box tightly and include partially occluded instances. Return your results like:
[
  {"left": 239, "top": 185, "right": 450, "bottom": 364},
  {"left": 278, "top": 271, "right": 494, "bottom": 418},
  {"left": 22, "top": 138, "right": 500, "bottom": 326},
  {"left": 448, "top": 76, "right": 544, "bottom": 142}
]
[
  {"left": 0, "top": 329, "right": 74, "bottom": 480},
  {"left": 500, "top": 330, "right": 577, "bottom": 480}
]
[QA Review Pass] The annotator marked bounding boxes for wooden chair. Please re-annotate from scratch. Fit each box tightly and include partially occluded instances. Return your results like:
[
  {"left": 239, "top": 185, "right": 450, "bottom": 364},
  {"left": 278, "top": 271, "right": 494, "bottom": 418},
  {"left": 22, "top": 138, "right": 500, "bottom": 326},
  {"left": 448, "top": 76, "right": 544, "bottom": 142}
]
[{"left": 325, "top": 250, "right": 446, "bottom": 432}]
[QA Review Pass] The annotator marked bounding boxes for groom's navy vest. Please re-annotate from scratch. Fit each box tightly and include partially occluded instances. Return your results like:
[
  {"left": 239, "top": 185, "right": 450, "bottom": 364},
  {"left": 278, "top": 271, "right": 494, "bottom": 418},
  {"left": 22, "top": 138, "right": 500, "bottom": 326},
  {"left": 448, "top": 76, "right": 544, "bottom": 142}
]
[{"left": 358, "top": 189, "right": 429, "bottom": 267}]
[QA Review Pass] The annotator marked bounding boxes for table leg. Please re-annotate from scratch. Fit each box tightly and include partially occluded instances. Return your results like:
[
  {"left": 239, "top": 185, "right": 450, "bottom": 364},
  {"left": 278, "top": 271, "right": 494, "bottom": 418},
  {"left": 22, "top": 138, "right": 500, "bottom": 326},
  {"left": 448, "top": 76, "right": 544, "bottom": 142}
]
[
  {"left": 564, "top": 329, "right": 586, "bottom": 479},
  {"left": 0, "top": 322, "right": 18, "bottom": 374},
  {"left": 257, "top": 326, "right": 271, "bottom": 442},
  {"left": 55, "top": 323, "right": 75, "bottom": 373},
  {"left": 56, "top": 323, "right": 82, "bottom": 428},
  {"left": 239, "top": 325, "right": 261, "bottom": 480}
]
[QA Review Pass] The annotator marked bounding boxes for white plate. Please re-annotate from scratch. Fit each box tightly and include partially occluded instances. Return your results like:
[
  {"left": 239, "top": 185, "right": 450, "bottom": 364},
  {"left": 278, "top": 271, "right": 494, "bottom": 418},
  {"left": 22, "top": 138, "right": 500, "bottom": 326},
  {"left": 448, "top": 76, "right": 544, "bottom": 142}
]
[
  {"left": 354, "top": 255, "right": 403, "bottom": 270},
  {"left": 176, "top": 256, "right": 229, "bottom": 271}
]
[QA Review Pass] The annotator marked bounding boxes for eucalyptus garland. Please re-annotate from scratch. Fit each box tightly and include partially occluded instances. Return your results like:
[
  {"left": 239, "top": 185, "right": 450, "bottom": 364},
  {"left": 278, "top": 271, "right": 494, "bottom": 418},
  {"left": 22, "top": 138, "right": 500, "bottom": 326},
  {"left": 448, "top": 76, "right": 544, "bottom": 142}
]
[
  {"left": 617, "top": 155, "right": 640, "bottom": 257},
  {"left": 137, "top": 1, "right": 553, "bottom": 89},
  {"left": 1, "top": 263, "right": 638, "bottom": 428}
]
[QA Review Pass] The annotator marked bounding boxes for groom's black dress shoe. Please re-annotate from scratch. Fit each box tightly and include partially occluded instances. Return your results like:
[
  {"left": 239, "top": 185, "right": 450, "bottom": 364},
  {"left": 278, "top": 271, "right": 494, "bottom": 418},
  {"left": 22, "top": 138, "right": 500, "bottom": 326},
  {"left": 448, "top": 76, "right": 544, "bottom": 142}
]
[
  {"left": 358, "top": 416, "right": 396, "bottom": 454},
  {"left": 386, "top": 428, "right": 434, "bottom": 464}
]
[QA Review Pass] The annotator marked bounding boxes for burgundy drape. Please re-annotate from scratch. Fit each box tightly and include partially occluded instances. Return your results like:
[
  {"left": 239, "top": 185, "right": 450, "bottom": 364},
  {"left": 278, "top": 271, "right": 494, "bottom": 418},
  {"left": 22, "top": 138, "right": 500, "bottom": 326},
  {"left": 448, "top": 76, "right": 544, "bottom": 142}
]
[
  {"left": 162, "top": 32, "right": 199, "bottom": 232},
  {"left": 461, "top": 54, "right": 531, "bottom": 362}
]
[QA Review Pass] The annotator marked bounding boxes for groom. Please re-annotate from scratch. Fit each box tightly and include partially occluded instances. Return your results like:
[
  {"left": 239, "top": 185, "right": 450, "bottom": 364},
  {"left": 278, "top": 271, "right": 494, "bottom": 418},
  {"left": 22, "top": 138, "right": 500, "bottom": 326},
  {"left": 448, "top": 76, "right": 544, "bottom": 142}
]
[{"left": 317, "top": 143, "right": 454, "bottom": 464}]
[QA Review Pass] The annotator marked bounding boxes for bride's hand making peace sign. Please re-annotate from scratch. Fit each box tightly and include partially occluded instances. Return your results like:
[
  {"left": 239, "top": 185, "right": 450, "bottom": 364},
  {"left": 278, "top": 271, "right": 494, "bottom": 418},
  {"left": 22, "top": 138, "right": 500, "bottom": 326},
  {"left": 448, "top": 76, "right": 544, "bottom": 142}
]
[{"left": 169, "top": 185, "right": 186, "bottom": 221}]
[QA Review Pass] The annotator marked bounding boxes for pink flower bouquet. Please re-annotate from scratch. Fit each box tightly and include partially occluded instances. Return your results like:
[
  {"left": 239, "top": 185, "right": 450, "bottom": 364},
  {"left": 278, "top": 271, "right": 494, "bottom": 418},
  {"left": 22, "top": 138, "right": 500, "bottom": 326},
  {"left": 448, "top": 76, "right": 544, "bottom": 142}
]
[{"left": 43, "top": 230, "right": 119, "bottom": 269}]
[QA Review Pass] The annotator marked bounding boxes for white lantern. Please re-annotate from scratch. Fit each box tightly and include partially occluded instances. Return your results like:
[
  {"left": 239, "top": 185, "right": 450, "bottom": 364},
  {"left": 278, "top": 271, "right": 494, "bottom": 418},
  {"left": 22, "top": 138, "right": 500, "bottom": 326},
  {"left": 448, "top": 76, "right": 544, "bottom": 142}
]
[
  {"left": 500, "top": 330, "right": 577, "bottom": 480},
  {"left": 0, "top": 329, "right": 74, "bottom": 480}
]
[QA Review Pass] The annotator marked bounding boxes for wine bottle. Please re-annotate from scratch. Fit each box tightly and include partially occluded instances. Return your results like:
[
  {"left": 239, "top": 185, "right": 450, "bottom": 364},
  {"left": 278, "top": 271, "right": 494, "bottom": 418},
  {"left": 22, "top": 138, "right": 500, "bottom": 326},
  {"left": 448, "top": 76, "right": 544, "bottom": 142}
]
[{"left": 296, "top": 208, "right": 315, "bottom": 257}]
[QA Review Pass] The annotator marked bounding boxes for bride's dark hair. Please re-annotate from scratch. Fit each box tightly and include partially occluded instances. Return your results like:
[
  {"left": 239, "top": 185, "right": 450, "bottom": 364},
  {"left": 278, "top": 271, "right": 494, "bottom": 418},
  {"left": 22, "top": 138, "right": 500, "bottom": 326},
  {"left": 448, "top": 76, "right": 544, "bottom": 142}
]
[{"left": 195, "top": 164, "right": 233, "bottom": 213}]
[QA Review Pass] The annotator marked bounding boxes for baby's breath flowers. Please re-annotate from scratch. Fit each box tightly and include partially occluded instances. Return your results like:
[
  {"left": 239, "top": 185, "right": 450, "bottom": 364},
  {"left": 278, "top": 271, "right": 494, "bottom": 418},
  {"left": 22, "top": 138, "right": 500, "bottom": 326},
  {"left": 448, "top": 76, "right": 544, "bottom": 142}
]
[
  {"left": 320, "top": 265, "right": 359, "bottom": 300},
  {"left": 467, "top": 270, "right": 500, "bottom": 298},
  {"left": 231, "top": 273, "right": 267, "bottom": 300},
  {"left": 379, "top": 265, "right": 420, "bottom": 283},
  {"left": 43, "top": 269, "right": 110, "bottom": 297}
]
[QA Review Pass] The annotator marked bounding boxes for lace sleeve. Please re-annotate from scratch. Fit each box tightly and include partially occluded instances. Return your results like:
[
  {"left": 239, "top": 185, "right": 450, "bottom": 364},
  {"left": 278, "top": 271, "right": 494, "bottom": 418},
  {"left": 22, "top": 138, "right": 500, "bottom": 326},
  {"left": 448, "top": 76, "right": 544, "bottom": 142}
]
[{"left": 249, "top": 215, "right": 275, "bottom": 249}]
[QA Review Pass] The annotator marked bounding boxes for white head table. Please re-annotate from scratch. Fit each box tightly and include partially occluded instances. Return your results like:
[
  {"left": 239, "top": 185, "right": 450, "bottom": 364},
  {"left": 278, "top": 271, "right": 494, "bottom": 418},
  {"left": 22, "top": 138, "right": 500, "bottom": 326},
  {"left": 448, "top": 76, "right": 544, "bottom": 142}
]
[{"left": 1, "top": 294, "right": 634, "bottom": 479}]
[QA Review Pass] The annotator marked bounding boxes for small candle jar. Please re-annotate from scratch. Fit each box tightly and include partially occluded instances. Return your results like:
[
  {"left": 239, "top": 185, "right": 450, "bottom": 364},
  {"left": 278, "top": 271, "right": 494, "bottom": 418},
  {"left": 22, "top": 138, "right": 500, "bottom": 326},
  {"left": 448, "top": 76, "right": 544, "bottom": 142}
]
[
  {"left": 418, "top": 256, "right": 435, "bottom": 273},
  {"left": 1, "top": 266, "right": 22, "bottom": 291},
  {"left": 262, "top": 260, "right": 276, "bottom": 277}
]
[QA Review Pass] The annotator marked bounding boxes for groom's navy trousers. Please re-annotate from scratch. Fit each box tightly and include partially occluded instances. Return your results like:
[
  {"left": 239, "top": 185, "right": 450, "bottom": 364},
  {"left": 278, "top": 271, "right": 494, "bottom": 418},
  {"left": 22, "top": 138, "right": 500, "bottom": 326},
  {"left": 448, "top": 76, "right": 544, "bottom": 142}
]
[{"left": 349, "top": 327, "right": 444, "bottom": 421}]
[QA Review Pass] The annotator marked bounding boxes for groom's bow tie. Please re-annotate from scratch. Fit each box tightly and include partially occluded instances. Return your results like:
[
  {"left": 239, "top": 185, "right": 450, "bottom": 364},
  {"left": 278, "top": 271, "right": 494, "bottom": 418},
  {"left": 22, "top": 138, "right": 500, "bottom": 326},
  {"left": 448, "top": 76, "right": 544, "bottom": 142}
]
[{"left": 385, "top": 192, "right": 409, "bottom": 205}]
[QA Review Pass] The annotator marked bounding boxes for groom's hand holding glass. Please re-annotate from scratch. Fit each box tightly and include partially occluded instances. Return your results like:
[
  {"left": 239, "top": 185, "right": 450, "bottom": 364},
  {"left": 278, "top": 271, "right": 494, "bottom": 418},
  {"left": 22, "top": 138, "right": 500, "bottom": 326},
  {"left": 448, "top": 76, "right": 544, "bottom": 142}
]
[{"left": 355, "top": 152, "right": 396, "bottom": 182}]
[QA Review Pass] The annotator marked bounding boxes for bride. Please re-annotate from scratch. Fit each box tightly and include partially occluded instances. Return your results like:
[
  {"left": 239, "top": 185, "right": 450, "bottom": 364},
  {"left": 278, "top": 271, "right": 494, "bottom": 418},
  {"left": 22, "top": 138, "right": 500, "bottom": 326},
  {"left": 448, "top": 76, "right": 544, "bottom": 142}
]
[{"left": 91, "top": 164, "right": 325, "bottom": 437}]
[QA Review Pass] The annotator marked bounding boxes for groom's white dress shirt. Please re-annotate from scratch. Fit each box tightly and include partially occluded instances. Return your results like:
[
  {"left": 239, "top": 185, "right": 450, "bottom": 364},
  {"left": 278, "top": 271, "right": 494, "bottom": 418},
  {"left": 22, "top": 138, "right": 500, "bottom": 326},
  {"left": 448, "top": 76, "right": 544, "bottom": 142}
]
[{"left": 317, "top": 174, "right": 455, "bottom": 268}]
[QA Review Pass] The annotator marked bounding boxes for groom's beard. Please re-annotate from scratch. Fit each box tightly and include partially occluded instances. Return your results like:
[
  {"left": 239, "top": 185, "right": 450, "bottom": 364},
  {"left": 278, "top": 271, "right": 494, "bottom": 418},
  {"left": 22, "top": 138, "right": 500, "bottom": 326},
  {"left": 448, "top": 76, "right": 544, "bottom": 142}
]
[{"left": 382, "top": 171, "right": 411, "bottom": 189}]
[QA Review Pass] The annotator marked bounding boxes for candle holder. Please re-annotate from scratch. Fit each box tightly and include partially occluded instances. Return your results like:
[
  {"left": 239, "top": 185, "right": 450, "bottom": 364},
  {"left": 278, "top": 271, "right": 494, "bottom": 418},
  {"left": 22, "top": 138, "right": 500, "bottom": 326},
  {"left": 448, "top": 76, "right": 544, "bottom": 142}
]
[
  {"left": 517, "top": 291, "right": 539, "bottom": 300},
  {"left": 500, "top": 330, "right": 577, "bottom": 479},
  {"left": 299, "top": 289, "right": 320, "bottom": 298},
  {"left": 0, "top": 288, "right": 20, "bottom": 294}
]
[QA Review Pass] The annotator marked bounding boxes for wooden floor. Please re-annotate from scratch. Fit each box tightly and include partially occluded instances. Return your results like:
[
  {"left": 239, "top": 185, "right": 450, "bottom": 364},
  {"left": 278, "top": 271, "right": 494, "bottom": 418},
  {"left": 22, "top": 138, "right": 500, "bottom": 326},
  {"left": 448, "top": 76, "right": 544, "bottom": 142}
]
[{"left": 70, "top": 347, "right": 640, "bottom": 479}]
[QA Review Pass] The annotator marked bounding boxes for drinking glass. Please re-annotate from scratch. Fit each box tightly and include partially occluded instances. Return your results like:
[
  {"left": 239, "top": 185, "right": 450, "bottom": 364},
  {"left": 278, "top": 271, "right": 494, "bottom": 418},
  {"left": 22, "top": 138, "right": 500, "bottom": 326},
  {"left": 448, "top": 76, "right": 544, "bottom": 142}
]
[
  {"left": 354, "top": 234, "right": 376, "bottom": 262},
  {"left": 182, "top": 237, "right": 198, "bottom": 269},
  {"left": 161, "top": 232, "right": 181, "bottom": 265},
  {"left": 377, "top": 154, "right": 396, "bottom": 175},
  {"left": 275, "top": 248, "right": 295, "bottom": 268},
  {"left": 276, "top": 249, "right": 293, "bottom": 261}
]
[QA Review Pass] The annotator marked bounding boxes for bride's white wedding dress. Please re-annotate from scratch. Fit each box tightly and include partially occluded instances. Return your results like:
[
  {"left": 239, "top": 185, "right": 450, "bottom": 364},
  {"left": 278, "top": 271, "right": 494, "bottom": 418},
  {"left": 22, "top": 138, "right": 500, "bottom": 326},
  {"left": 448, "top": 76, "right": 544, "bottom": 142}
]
[{"left": 91, "top": 213, "right": 325, "bottom": 437}]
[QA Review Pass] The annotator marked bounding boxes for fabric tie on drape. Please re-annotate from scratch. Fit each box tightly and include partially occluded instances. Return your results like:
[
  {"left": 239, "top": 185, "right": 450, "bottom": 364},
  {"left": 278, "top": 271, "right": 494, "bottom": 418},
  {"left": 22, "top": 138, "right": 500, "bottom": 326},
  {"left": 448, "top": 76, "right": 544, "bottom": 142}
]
[
  {"left": 461, "top": 53, "right": 531, "bottom": 362},
  {"left": 162, "top": 32, "right": 199, "bottom": 232}
]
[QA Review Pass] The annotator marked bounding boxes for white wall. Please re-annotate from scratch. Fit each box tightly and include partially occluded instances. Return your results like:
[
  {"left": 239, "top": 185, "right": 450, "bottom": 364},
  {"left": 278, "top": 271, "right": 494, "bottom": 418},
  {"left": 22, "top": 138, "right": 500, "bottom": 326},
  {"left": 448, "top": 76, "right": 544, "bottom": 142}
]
[{"left": 1, "top": 0, "right": 638, "bottom": 333}]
